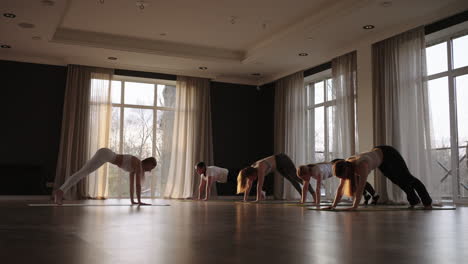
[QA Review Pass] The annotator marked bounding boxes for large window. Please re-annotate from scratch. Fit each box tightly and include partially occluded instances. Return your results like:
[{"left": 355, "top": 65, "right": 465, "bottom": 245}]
[
  {"left": 426, "top": 32, "right": 468, "bottom": 200},
  {"left": 108, "top": 77, "right": 176, "bottom": 198},
  {"left": 305, "top": 77, "right": 334, "bottom": 163}
]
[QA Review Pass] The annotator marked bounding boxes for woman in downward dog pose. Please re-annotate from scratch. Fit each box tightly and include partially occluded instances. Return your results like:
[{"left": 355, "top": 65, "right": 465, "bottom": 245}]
[
  {"left": 237, "top": 153, "right": 317, "bottom": 203},
  {"left": 327, "top": 145, "right": 432, "bottom": 210},
  {"left": 54, "top": 148, "right": 157, "bottom": 205},
  {"left": 297, "top": 161, "right": 379, "bottom": 206}
]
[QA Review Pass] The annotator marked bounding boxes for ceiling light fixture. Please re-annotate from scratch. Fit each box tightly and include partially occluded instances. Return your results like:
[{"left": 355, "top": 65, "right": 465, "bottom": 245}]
[
  {"left": 136, "top": 1, "right": 149, "bottom": 10},
  {"left": 230, "top": 16, "right": 237, "bottom": 25},
  {"left": 18, "top": 22, "right": 35, "bottom": 29},
  {"left": 98, "top": 0, "right": 105, "bottom": 3},
  {"left": 108, "top": 57, "right": 118, "bottom": 60},
  {"left": 363, "top": 25, "right": 375, "bottom": 30},
  {"left": 380, "top": 1, "right": 392, "bottom": 7},
  {"left": 251, "top": 73, "right": 261, "bottom": 76},
  {"left": 199, "top": 67, "right": 208, "bottom": 70},
  {"left": 298, "top": 53, "right": 308, "bottom": 56},
  {"left": 41, "top": 0, "right": 55, "bottom": 6},
  {"left": 160, "top": 33, "right": 167, "bottom": 36},
  {"left": 1, "top": 45, "right": 11, "bottom": 48},
  {"left": 32, "top": 36, "right": 42, "bottom": 40},
  {"left": 3, "top": 13, "right": 16, "bottom": 18}
]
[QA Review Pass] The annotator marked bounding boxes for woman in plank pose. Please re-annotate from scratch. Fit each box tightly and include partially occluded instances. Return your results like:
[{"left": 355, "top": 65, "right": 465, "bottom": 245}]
[
  {"left": 237, "top": 153, "right": 316, "bottom": 203},
  {"left": 327, "top": 145, "right": 432, "bottom": 210},
  {"left": 54, "top": 148, "right": 156, "bottom": 205},
  {"left": 297, "top": 161, "right": 379, "bottom": 206}
]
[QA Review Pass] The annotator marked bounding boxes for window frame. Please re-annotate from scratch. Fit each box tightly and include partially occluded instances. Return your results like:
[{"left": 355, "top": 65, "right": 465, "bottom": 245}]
[
  {"left": 109, "top": 76, "right": 176, "bottom": 198},
  {"left": 426, "top": 30, "right": 468, "bottom": 201}
]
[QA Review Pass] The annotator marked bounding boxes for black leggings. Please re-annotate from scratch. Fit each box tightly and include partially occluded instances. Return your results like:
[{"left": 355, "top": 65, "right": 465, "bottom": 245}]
[
  {"left": 363, "top": 182, "right": 376, "bottom": 197},
  {"left": 275, "top": 153, "right": 316, "bottom": 197},
  {"left": 375, "top": 145, "right": 432, "bottom": 206}
]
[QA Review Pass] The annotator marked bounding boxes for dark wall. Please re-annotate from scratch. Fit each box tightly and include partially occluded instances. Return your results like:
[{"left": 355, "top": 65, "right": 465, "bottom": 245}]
[
  {"left": 0, "top": 60, "right": 276, "bottom": 196},
  {"left": 210, "top": 82, "right": 275, "bottom": 196},
  {"left": 0, "top": 60, "right": 67, "bottom": 195}
]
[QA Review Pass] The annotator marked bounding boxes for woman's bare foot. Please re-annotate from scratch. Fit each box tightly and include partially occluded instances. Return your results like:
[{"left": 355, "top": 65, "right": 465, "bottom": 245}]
[
  {"left": 423, "top": 205, "right": 433, "bottom": 210},
  {"left": 54, "top": 189, "right": 64, "bottom": 205}
]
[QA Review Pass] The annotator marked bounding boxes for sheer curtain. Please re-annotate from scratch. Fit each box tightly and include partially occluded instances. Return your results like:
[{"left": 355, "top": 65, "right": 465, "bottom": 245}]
[
  {"left": 274, "top": 71, "right": 306, "bottom": 200},
  {"left": 372, "top": 27, "right": 439, "bottom": 203},
  {"left": 54, "top": 65, "right": 113, "bottom": 200},
  {"left": 163, "top": 76, "right": 214, "bottom": 198},
  {"left": 326, "top": 51, "right": 358, "bottom": 199}
]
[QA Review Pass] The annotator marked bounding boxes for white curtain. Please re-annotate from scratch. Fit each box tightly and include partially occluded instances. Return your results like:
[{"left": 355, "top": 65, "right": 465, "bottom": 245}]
[
  {"left": 163, "top": 76, "right": 214, "bottom": 198},
  {"left": 325, "top": 51, "right": 358, "bottom": 199},
  {"left": 87, "top": 71, "right": 113, "bottom": 198},
  {"left": 54, "top": 65, "right": 113, "bottom": 200},
  {"left": 372, "top": 27, "right": 439, "bottom": 203},
  {"left": 274, "top": 71, "right": 307, "bottom": 199}
]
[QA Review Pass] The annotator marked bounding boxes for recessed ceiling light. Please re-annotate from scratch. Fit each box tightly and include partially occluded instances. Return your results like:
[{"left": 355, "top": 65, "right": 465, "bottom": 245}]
[
  {"left": 298, "top": 53, "right": 308, "bottom": 56},
  {"left": 41, "top": 0, "right": 55, "bottom": 6},
  {"left": 108, "top": 57, "right": 118, "bottom": 60},
  {"left": 3, "top": 13, "right": 16, "bottom": 18},
  {"left": 380, "top": 1, "right": 392, "bottom": 7},
  {"left": 363, "top": 25, "right": 375, "bottom": 30},
  {"left": 160, "top": 33, "right": 167, "bottom": 36},
  {"left": 251, "top": 73, "right": 261, "bottom": 76},
  {"left": 307, "top": 37, "right": 314, "bottom": 40},
  {"left": 32, "top": 36, "right": 42, "bottom": 40},
  {"left": 18, "top": 22, "right": 35, "bottom": 29},
  {"left": 1, "top": 45, "right": 11, "bottom": 49},
  {"left": 199, "top": 67, "right": 208, "bottom": 70}
]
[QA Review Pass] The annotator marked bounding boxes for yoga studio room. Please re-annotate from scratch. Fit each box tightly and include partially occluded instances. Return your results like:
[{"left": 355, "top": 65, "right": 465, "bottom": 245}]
[{"left": 1, "top": 0, "right": 468, "bottom": 263}]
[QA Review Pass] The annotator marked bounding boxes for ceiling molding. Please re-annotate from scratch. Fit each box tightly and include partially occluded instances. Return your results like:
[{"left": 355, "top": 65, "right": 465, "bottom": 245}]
[
  {"left": 51, "top": 28, "right": 244, "bottom": 62},
  {"left": 260, "top": 1, "right": 468, "bottom": 85},
  {"left": 242, "top": 0, "right": 374, "bottom": 64}
]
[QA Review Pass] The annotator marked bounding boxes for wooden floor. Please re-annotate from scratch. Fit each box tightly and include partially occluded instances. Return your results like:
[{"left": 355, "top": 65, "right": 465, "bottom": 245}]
[{"left": 1, "top": 199, "right": 467, "bottom": 264}]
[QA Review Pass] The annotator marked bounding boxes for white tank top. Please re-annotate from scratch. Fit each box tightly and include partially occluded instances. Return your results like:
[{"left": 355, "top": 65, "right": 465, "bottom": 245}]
[
  {"left": 311, "top": 163, "right": 333, "bottom": 180},
  {"left": 119, "top": 155, "right": 135, "bottom": 172}
]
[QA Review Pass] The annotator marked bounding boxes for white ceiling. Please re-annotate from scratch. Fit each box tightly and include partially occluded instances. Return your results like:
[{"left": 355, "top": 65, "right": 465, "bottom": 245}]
[{"left": 1, "top": 0, "right": 468, "bottom": 85}]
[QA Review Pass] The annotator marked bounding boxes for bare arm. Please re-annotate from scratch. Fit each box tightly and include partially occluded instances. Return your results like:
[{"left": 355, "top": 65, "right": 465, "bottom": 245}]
[
  {"left": 301, "top": 179, "right": 310, "bottom": 204},
  {"left": 135, "top": 167, "right": 150, "bottom": 205},
  {"left": 315, "top": 178, "right": 322, "bottom": 206},
  {"left": 256, "top": 173, "right": 265, "bottom": 202},
  {"left": 244, "top": 179, "right": 252, "bottom": 202},
  {"left": 205, "top": 177, "right": 213, "bottom": 200},
  {"left": 129, "top": 172, "right": 137, "bottom": 204},
  {"left": 198, "top": 178, "right": 206, "bottom": 200},
  {"left": 350, "top": 163, "right": 369, "bottom": 209},
  {"left": 327, "top": 178, "right": 346, "bottom": 209}
]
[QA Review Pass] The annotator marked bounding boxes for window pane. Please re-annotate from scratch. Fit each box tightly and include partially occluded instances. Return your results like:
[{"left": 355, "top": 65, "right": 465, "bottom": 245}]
[
  {"left": 315, "top": 106, "right": 324, "bottom": 154},
  {"left": 315, "top": 81, "right": 324, "bottom": 104},
  {"left": 453, "top": 35, "right": 468, "bottom": 69},
  {"left": 124, "top": 82, "right": 154, "bottom": 106},
  {"left": 326, "top": 78, "right": 334, "bottom": 101},
  {"left": 123, "top": 108, "right": 154, "bottom": 198},
  {"left": 154, "top": 110, "right": 175, "bottom": 197},
  {"left": 327, "top": 106, "right": 335, "bottom": 159},
  {"left": 426, "top": 42, "right": 448, "bottom": 75},
  {"left": 306, "top": 109, "right": 314, "bottom": 161},
  {"left": 428, "top": 77, "right": 450, "bottom": 149},
  {"left": 123, "top": 108, "right": 154, "bottom": 157},
  {"left": 456, "top": 75, "right": 468, "bottom": 145},
  {"left": 306, "top": 84, "right": 313, "bottom": 107},
  {"left": 111, "top": 81, "right": 121, "bottom": 104},
  {"left": 157, "top": 84, "right": 176, "bottom": 108},
  {"left": 108, "top": 107, "right": 123, "bottom": 197}
]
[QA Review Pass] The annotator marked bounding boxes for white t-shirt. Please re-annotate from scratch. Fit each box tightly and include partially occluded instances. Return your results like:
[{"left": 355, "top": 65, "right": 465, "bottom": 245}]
[
  {"left": 201, "top": 166, "right": 229, "bottom": 183},
  {"left": 310, "top": 163, "right": 333, "bottom": 181}
]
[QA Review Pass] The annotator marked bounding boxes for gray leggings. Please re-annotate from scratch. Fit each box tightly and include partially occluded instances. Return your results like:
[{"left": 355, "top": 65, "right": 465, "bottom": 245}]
[
  {"left": 59, "top": 148, "right": 116, "bottom": 193},
  {"left": 275, "top": 153, "right": 316, "bottom": 197}
]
